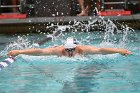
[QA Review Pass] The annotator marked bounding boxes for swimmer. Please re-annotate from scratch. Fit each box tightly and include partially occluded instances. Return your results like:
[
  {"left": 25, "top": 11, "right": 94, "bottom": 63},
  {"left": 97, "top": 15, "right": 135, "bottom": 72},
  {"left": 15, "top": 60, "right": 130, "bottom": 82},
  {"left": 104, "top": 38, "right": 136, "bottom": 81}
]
[{"left": 7, "top": 37, "right": 132, "bottom": 57}]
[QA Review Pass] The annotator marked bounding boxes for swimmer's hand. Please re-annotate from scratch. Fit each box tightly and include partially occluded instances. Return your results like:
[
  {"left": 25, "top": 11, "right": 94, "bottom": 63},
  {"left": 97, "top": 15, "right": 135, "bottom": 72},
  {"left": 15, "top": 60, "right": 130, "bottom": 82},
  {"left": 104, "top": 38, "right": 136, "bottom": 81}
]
[
  {"left": 119, "top": 49, "right": 132, "bottom": 56},
  {"left": 7, "top": 50, "right": 20, "bottom": 57}
]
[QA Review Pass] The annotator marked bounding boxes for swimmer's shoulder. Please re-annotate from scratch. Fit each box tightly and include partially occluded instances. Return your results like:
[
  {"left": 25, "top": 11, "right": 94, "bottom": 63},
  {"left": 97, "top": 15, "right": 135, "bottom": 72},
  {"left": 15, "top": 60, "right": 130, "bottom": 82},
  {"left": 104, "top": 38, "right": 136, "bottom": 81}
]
[
  {"left": 76, "top": 45, "right": 97, "bottom": 50},
  {"left": 49, "top": 45, "right": 64, "bottom": 49}
]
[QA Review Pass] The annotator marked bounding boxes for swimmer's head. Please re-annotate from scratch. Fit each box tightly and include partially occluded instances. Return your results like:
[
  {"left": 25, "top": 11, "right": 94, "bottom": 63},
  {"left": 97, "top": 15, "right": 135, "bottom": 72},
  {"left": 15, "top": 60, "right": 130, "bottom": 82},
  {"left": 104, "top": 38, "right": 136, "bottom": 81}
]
[{"left": 64, "top": 37, "right": 78, "bottom": 49}]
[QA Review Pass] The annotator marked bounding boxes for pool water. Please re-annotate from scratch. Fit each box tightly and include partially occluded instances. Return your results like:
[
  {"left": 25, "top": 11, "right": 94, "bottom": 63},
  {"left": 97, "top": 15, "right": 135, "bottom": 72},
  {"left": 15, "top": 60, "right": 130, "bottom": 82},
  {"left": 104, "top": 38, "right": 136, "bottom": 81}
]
[{"left": 0, "top": 30, "right": 140, "bottom": 93}]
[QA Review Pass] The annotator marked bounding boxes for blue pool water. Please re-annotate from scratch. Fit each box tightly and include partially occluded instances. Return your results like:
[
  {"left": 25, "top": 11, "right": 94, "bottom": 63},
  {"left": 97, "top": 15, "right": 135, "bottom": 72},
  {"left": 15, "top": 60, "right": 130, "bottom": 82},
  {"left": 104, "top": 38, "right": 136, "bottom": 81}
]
[{"left": 0, "top": 30, "right": 140, "bottom": 93}]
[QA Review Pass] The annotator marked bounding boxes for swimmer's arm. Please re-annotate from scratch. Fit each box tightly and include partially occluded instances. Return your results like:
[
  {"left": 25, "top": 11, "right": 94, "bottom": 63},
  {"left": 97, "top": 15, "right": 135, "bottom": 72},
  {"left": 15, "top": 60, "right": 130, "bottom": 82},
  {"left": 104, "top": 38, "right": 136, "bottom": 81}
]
[
  {"left": 99, "top": 48, "right": 132, "bottom": 55},
  {"left": 7, "top": 48, "right": 55, "bottom": 57},
  {"left": 96, "top": 48, "right": 132, "bottom": 55},
  {"left": 83, "top": 46, "right": 132, "bottom": 55}
]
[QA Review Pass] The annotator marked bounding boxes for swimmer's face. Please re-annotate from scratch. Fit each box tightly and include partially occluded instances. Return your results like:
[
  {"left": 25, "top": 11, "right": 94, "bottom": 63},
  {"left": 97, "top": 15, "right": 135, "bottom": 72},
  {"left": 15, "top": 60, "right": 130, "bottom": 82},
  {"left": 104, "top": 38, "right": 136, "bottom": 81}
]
[{"left": 65, "top": 48, "right": 76, "bottom": 57}]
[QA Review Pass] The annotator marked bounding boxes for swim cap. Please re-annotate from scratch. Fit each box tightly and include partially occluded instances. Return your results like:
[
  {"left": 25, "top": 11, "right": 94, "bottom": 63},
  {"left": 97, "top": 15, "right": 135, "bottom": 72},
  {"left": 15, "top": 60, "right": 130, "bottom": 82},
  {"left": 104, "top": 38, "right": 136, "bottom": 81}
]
[{"left": 64, "top": 37, "right": 77, "bottom": 49}]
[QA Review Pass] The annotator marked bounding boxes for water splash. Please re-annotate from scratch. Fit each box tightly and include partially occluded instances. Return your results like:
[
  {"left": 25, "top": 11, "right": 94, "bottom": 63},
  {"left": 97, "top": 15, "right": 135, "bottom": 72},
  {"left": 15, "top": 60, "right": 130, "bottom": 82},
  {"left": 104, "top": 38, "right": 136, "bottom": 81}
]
[
  {"left": 0, "top": 36, "right": 37, "bottom": 57},
  {"left": 24, "top": 18, "right": 138, "bottom": 46},
  {"left": 0, "top": 16, "right": 137, "bottom": 60}
]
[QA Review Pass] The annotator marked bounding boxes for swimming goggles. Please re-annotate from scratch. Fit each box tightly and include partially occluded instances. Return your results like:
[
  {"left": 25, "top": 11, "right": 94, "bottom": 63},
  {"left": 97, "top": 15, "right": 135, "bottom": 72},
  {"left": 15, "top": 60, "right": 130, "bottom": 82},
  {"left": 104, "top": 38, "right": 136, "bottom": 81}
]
[{"left": 65, "top": 48, "right": 75, "bottom": 52}]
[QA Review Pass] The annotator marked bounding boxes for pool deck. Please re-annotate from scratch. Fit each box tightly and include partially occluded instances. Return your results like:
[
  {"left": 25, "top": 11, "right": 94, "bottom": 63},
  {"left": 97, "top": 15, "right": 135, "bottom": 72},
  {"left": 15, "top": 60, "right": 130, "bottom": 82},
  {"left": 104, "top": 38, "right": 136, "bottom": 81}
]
[{"left": 0, "top": 14, "right": 140, "bottom": 34}]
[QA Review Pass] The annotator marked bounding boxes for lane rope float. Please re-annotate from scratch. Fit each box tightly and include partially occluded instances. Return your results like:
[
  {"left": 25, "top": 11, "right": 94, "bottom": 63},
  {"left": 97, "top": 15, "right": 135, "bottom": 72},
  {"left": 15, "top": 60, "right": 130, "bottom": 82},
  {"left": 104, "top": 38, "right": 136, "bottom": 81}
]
[{"left": 0, "top": 56, "right": 16, "bottom": 70}]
